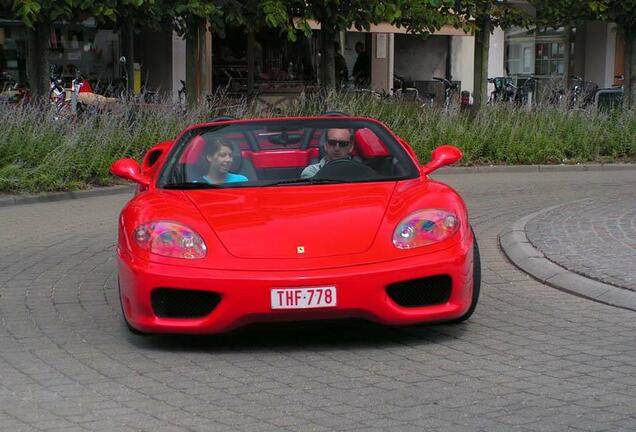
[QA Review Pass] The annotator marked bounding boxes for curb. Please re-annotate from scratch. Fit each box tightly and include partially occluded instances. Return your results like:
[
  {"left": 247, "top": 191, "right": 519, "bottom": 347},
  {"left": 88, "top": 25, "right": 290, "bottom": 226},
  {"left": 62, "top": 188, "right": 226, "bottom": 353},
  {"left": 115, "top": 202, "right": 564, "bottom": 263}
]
[
  {"left": 0, "top": 185, "right": 136, "bottom": 208},
  {"left": 1, "top": 163, "right": 635, "bottom": 208},
  {"left": 499, "top": 203, "right": 636, "bottom": 312},
  {"left": 437, "top": 163, "right": 636, "bottom": 175}
]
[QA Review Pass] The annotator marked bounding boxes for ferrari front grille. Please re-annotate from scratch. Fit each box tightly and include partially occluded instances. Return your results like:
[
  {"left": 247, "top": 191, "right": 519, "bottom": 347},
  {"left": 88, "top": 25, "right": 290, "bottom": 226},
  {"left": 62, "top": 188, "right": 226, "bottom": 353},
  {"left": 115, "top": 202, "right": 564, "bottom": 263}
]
[
  {"left": 151, "top": 288, "right": 221, "bottom": 319},
  {"left": 386, "top": 275, "right": 452, "bottom": 307}
]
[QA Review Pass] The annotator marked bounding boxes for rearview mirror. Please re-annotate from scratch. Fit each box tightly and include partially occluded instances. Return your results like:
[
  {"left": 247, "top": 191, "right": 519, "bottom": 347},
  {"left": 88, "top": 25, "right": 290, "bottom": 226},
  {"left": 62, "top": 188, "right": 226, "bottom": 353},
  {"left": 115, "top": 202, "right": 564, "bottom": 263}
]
[
  {"left": 110, "top": 158, "right": 150, "bottom": 187},
  {"left": 420, "top": 145, "right": 462, "bottom": 176}
]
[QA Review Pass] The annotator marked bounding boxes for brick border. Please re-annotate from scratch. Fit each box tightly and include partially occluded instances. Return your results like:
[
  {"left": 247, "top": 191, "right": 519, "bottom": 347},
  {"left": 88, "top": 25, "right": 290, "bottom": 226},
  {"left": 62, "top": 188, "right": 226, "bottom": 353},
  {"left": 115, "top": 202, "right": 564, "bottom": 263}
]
[
  {"left": 437, "top": 163, "right": 636, "bottom": 175},
  {"left": 0, "top": 185, "right": 136, "bottom": 208},
  {"left": 499, "top": 203, "right": 636, "bottom": 312}
]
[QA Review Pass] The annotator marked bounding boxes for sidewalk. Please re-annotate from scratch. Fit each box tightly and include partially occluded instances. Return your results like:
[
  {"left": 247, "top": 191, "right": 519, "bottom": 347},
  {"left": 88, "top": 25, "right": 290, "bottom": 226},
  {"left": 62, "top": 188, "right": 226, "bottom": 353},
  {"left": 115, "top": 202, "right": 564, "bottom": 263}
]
[{"left": 500, "top": 198, "right": 636, "bottom": 311}]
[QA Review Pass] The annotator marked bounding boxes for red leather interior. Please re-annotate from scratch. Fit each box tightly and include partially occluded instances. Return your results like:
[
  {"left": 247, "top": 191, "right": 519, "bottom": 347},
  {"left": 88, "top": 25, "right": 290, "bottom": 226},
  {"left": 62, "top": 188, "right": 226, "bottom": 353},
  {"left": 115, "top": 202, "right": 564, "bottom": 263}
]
[
  {"left": 354, "top": 128, "right": 389, "bottom": 157},
  {"left": 177, "top": 128, "right": 387, "bottom": 171},
  {"left": 180, "top": 135, "right": 206, "bottom": 164},
  {"left": 247, "top": 149, "right": 319, "bottom": 169}
]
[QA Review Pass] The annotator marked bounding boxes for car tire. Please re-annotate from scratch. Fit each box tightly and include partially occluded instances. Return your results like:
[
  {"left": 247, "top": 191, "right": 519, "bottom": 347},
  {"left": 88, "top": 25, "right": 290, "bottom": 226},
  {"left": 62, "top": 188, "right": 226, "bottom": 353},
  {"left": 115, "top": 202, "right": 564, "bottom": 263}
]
[
  {"left": 118, "top": 278, "right": 149, "bottom": 336},
  {"left": 449, "top": 227, "right": 481, "bottom": 323}
]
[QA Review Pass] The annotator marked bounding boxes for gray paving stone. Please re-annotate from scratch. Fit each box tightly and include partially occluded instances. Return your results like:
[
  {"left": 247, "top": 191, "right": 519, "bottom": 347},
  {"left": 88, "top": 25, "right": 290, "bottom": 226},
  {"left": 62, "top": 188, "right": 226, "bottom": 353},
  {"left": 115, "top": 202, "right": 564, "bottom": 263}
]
[
  {"left": 501, "top": 197, "right": 636, "bottom": 311},
  {"left": 1, "top": 170, "right": 636, "bottom": 432},
  {"left": 525, "top": 198, "right": 636, "bottom": 292}
]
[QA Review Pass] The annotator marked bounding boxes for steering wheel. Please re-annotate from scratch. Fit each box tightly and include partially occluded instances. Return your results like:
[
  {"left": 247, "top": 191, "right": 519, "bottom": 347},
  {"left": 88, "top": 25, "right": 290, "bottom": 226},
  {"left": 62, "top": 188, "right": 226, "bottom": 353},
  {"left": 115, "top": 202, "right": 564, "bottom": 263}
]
[{"left": 313, "top": 158, "right": 379, "bottom": 181}]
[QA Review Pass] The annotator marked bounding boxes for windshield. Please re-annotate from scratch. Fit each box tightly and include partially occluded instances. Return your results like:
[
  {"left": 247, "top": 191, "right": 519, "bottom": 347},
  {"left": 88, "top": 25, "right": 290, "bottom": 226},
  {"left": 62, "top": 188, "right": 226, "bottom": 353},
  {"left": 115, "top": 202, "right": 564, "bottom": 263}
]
[{"left": 157, "top": 118, "right": 419, "bottom": 189}]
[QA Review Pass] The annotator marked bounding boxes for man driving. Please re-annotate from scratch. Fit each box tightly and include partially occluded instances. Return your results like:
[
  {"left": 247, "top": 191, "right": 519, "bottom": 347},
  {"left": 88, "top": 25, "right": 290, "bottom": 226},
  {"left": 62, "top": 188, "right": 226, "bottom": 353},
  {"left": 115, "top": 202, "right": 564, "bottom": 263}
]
[{"left": 301, "top": 128, "right": 353, "bottom": 178}]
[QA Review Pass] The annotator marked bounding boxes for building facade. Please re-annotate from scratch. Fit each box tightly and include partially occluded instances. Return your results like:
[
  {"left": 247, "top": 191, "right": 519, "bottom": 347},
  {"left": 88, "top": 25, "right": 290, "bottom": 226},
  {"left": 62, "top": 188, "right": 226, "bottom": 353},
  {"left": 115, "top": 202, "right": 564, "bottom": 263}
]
[{"left": 0, "top": 17, "right": 624, "bottom": 104}]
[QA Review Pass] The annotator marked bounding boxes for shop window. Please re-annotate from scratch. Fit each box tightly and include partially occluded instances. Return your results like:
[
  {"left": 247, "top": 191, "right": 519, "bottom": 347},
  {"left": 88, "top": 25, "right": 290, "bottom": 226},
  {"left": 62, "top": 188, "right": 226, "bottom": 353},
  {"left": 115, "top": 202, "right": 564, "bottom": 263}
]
[{"left": 535, "top": 42, "right": 565, "bottom": 77}]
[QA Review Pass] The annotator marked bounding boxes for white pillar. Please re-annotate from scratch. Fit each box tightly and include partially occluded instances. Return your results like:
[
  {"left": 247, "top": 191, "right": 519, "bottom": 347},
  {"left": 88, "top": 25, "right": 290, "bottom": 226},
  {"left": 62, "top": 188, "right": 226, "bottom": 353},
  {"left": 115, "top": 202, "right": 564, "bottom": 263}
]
[
  {"left": 489, "top": 27, "right": 505, "bottom": 77},
  {"left": 488, "top": 27, "right": 505, "bottom": 96},
  {"left": 451, "top": 29, "right": 500, "bottom": 97},
  {"left": 371, "top": 33, "right": 393, "bottom": 93},
  {"left": 450, "top": 35, "right": 474, "bottom": 94},
  {"left": 172, "top": 31, "right": 186, "bottom": 102},
  {"left": 584, "top": 22, "right": 617, "bottom": 88}
]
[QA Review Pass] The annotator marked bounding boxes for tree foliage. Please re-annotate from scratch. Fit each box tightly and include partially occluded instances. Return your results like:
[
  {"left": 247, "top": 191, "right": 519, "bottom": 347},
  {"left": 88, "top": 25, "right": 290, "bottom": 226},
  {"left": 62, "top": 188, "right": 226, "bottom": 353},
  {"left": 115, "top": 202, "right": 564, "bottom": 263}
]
[
  {"left": 532, "top": 1, "right": 636, "bottom": 35},
  {"left": 224, "top": 0, "right": 293, "bottom": 35},
  {"left": 5, "top": 0, "right": 147, "bottom": 28}
]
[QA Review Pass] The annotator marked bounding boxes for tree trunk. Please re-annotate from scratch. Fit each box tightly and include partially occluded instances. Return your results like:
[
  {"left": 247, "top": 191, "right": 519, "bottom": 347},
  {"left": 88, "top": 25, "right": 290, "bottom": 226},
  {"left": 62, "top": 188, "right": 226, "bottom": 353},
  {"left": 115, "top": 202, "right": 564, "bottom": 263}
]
[
  {"left": 319, "top": 26, "right": 336, "bottom": 90},
  {"left": 562, "top": 26, "right": 571, "bottom": 91},
  {"left": 26, "top": 21, "right": 50, "bottom": 101},
  {"left": 624, "top": 34, "right": 635, "bottom": 110},
  {"left": 121, "top": 19, "right": 135, "bottom": 93},
  {"left": 247, "top": 30, "right": 255, "bottom": 96},
  {"left": 184, "top": 20, "right": 209, "bottom": 106},
  {"left": 473, "top": 19, "right": 491, "bottom": 110}
]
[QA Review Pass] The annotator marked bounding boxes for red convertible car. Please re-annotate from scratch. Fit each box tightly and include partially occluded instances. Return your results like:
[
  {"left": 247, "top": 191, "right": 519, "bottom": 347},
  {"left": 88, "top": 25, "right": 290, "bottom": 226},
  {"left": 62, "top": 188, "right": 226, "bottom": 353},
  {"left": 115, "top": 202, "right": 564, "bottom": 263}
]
[{"left": 111, "top": 115, "right": 480, "bottom": 335}]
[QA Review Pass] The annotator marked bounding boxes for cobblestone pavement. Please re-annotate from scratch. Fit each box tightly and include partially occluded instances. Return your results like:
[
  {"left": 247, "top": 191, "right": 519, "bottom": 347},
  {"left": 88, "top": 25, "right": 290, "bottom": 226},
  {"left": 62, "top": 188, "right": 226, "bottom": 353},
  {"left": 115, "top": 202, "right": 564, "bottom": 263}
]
[
  {"left": 525, "top": 198, "right": 636, "bottom": 291},
  {"left": 1, "top": 170, "right": 635, "bottom": 432}
]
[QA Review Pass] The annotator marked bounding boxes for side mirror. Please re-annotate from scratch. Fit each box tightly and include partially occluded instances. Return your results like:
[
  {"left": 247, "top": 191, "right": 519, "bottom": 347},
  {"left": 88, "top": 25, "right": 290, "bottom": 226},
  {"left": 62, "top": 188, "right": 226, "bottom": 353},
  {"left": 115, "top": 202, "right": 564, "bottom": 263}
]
[
  {"left": 110, "top": 158, "right": 150, "bottom": 187},
  {"left": 420, "top": 145, "right": 462, "bottom": 176}
]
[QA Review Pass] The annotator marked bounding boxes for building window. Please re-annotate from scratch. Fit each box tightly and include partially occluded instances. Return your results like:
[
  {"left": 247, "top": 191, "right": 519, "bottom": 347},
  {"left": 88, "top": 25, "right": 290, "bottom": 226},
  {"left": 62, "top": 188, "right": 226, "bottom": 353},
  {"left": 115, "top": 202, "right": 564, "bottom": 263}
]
[
  {"left": 505, "top": 26, "right": 576, "bottom": 81},
  {"left": 535, "top": 42, "right": 565, "bottom": 76}
]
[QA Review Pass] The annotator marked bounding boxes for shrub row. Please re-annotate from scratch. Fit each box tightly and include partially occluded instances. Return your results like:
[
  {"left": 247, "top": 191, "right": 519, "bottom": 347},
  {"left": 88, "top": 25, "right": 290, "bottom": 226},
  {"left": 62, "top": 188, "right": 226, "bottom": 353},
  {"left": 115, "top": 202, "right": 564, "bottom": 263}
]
[{"left": 0, "top": 91, "right": 634, "bottom": 193}]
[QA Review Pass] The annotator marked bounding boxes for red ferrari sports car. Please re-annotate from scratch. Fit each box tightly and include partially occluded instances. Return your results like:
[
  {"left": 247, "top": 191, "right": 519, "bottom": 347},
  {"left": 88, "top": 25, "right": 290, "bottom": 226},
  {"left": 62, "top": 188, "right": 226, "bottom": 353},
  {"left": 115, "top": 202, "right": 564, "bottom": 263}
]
[{"left": 111, "top": 115, "right": 480, "bottom": 335}]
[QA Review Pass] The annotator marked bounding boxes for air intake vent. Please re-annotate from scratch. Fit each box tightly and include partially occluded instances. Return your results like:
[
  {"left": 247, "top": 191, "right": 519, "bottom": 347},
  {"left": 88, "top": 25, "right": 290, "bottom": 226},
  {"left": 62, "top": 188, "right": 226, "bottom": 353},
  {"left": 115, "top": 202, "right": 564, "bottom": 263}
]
[
  {"left": 151, "top": 288, "right": 221, "bottom": 318},
  {"left": 386, "top": 275, "right": 452, "bottom": 307}
]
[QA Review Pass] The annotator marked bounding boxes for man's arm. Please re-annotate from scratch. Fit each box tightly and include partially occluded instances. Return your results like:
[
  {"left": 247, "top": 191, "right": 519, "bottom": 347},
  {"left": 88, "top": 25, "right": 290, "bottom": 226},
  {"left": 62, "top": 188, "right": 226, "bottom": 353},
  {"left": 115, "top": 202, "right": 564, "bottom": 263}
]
[{"left": 300, "top": 163, "right": 320, "bottom": 179}]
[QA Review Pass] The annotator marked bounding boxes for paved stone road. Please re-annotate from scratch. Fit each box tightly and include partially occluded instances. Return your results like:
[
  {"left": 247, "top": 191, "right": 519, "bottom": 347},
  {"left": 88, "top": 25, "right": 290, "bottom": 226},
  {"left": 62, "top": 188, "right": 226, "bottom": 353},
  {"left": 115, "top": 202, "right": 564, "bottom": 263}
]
[
  {"left": 526, "top": 198, "right": 636, "bottom": 291},
  {"left": 1, "top": 170, "right": 635, "bottom": 432}
]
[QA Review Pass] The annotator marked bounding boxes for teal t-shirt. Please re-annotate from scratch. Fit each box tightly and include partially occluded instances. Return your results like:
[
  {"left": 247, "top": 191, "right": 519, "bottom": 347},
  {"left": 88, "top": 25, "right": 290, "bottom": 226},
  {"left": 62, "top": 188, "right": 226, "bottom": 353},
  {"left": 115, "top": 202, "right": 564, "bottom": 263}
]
[{"left": 203, "top": 173, "right": 248, "bottom": 184}]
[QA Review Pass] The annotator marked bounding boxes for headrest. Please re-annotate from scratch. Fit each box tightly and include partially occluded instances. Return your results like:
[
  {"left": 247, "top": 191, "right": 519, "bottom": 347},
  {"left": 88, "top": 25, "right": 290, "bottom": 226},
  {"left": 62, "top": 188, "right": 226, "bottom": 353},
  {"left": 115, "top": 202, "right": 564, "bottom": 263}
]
[
  {"left": 354, "top": 128, "right": 389, "bottom": 157},
  {"left": 229, "top": 141, "right": 243, "bottom": 172},
  {"left": 180, "top": 135, "right": 205, "bottom": 164}
]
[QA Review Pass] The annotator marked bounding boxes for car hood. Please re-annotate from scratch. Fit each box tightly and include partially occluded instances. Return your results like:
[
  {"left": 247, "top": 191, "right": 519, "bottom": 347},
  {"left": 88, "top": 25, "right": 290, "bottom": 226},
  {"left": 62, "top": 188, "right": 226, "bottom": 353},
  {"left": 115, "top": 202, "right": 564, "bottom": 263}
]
[{"left": 184, "top": 183, "right": 397, "bottom": 259}]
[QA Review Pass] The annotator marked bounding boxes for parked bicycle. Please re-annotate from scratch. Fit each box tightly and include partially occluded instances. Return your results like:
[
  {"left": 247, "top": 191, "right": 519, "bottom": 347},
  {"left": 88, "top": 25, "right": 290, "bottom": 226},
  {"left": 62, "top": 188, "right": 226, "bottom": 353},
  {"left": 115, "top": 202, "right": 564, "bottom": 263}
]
[
  {"left": 391, "top": 74, "right": 437, "bottom": 108},
  {"left": 50, "top": 65, "right": 122, "bottom": 121},
  {"left": 433, "top": 77, "right": 458, "bottom": 111},
  {"left": 549, "top": 75, "right": 598, "bottom": 109},
  {"left": 0, "top": 72, "right": 31, "bottom": 105},
  {"left": 488, "top": 76, "right": 536, "bottom": 107},
  {"left": 488, "top": 77, "right": 515, "bottom": 104},
  {"left": 516, "top": 76, "right": 537, "bottom": 107}
]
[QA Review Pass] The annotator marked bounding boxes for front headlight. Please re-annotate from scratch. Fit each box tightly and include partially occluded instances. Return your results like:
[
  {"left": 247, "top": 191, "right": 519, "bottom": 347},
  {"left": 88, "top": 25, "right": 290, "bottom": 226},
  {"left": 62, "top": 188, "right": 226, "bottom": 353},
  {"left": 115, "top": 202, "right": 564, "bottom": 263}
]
[
  {"left": 393, "top": 209, "right": 459, "bottom": 249},
  {"left": 133, "top": 221, "right": 207, "bottom": 259}
]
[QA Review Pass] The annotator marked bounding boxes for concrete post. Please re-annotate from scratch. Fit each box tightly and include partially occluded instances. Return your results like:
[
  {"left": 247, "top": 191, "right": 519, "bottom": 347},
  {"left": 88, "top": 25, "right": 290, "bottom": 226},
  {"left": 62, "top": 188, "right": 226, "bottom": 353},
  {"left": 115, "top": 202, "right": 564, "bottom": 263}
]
[
  {"left": 370, "top": 33, "right": 393, "bottom": 93},
  {"left": 172, "top": 31, "right": 186, "bottom": 102}
]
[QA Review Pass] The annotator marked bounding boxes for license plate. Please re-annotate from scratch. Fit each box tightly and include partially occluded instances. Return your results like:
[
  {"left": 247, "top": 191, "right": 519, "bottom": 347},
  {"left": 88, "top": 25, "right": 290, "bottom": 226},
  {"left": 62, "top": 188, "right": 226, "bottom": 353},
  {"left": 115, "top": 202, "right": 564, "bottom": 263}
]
[{"left": 271, "top": 286, "right": 337, "bottom": 310}]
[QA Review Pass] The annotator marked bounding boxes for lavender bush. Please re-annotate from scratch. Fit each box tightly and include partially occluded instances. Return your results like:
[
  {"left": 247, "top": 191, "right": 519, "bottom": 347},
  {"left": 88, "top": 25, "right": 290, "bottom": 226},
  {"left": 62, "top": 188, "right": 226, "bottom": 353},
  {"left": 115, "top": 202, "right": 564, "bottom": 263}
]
[{"left": 0, "top": 91, "right": 634, "bottom": 193}]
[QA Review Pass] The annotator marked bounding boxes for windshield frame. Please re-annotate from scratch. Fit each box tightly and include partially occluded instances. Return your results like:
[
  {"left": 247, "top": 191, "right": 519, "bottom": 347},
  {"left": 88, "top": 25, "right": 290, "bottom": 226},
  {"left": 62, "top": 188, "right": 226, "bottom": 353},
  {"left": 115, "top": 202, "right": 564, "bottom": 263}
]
[{"left": 156, "top": 118, "right": 420, "bottom": 189}]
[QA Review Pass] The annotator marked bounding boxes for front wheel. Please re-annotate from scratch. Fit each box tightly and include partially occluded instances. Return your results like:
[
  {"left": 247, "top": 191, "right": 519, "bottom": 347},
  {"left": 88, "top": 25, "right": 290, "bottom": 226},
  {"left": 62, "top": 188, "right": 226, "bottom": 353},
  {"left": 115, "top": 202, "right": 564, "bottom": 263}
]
[{"left": 449, "top": 227, "right": 481, "bottom": 323}]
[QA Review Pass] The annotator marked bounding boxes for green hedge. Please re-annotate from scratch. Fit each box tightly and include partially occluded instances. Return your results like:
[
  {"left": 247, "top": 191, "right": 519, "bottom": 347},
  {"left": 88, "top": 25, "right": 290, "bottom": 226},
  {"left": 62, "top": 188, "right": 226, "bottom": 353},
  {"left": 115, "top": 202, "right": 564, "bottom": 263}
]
[{"left": 0, "top": 92, "right": 634, "bottom": 193}]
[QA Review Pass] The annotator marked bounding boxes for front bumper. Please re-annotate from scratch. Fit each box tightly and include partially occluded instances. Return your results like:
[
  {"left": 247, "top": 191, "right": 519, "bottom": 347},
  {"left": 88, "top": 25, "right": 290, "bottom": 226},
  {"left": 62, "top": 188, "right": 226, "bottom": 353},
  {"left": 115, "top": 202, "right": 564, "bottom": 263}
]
[{"left": 118, "top": 240, "right": 474, "bottom": 334}]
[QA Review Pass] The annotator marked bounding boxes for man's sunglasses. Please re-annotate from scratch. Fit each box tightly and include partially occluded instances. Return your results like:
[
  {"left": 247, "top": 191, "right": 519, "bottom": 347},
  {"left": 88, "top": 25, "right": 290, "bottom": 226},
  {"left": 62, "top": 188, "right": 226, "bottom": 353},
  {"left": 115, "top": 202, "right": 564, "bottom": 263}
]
[{"left": 327, "top": 139, "right": 352, "bottom": 149}]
